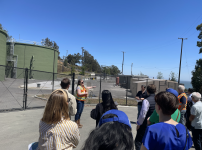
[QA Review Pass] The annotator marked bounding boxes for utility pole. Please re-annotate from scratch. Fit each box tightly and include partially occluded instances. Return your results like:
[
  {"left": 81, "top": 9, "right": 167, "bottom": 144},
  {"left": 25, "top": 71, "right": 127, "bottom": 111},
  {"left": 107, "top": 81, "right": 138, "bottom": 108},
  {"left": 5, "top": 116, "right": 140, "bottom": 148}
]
[
  {"left": 131, "top": 63, "right": 133, "bottom": 75},
  {"left": 178, "top": 38, "right": 187, "bottom": 84},
  {"left": 121, "top": 51, "right": 126, "bottom": 75}
]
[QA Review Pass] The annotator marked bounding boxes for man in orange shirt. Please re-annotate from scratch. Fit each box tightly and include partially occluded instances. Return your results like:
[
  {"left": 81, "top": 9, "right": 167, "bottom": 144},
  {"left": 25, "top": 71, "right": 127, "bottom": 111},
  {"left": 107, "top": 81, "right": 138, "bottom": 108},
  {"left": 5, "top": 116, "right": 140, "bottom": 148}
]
[{"left": 178, "top": 85, "right": 187, "bottom": 125}]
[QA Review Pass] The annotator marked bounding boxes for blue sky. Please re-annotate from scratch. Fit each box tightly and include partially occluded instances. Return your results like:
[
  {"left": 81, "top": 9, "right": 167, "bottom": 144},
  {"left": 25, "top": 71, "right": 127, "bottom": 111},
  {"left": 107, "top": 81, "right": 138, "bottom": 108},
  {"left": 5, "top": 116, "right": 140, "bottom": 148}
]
[{"left": 1, "top": 0, "right": 202, "bottom": 81}]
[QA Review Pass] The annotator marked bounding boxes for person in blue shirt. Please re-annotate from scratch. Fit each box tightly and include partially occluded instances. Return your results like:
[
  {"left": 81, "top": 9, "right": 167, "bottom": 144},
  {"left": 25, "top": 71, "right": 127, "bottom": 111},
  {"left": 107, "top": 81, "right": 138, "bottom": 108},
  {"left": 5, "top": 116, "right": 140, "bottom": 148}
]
[{"left": 141, "top": 91, "right": 193, "bottom": 150}]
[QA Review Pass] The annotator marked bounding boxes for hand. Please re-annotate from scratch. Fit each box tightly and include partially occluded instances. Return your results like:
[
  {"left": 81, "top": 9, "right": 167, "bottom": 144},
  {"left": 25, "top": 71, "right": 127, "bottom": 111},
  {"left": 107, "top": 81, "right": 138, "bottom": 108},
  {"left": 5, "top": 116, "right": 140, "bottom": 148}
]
[
  {"left": 92, "top": 86, "right": 96, "bottom": 88},
  {"left": 141, "top": 98, "right": 144, "bottom": 100},
  {"left": 136, "top": 97, "right": 140, "bottom": 100},
  {"left": 136, "top": 125, "right": 140, "bottom": 131},
  {"left": 147, "top": 117, "right": 151, "bottom": 125}
]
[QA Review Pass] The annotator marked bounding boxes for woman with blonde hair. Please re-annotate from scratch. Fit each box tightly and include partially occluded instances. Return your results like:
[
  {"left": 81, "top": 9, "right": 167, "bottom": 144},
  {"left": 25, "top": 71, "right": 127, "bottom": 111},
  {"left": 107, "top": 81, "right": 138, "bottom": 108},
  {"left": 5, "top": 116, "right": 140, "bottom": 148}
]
[{"left": 30, "top": 89, "right": 80, "bottom": 150}]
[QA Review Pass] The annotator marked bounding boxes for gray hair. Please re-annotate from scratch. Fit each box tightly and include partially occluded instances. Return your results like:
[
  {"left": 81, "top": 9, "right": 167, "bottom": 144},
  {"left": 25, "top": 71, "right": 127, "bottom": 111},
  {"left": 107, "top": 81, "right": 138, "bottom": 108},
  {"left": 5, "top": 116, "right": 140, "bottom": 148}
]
[
  {"left": 192, "top": 92, "right": 201, "bottom": 101},
  {"left": 178, "top": 85, "right": 185, "bottom": 91},
  {"left": 141, "top": 85, "right": 146, "bottom": 88}
]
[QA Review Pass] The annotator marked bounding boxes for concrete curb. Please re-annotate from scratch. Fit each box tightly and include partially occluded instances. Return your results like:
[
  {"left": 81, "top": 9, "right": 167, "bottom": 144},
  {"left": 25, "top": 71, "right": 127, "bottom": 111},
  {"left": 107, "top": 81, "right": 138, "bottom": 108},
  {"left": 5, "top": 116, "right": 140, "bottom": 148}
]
[
  {"left": 34, "top": 95, "right": 48, "bottom": 100},
  {"left": 34, "top": 95, "right": 137, "bottom": 108}
]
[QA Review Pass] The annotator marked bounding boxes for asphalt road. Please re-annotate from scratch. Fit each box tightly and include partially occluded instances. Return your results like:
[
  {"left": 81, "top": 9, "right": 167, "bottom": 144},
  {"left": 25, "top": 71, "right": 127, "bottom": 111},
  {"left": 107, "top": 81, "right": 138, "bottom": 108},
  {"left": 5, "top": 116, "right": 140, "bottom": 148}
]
[
  {"left": 0, "top": 106, "right": 195, "bottom": 150},
  {"left": 0, "top": 106, "right": 137, "bottom": 150}
]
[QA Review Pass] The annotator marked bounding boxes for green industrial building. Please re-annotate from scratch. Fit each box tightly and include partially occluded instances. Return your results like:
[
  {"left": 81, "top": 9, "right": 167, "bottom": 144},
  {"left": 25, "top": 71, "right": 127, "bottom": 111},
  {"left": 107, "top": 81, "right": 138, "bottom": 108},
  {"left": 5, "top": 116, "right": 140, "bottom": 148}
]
[
  {"left": 0, "top": 29, "right": 8, "bottom": 80},
  {"left": 0, "top": 29, "right": 58, "bottom": 80}
]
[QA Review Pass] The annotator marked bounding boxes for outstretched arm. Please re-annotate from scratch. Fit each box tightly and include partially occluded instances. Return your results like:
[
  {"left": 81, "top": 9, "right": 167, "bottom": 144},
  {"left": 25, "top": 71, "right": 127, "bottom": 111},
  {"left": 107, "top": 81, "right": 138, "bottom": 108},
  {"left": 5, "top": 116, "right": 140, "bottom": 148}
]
[
  {"left": 137, "top": 99, "right": 150, "bottom": 126},
  {"left": 86, "top": 86, "right": 96, "bottom": 89}
]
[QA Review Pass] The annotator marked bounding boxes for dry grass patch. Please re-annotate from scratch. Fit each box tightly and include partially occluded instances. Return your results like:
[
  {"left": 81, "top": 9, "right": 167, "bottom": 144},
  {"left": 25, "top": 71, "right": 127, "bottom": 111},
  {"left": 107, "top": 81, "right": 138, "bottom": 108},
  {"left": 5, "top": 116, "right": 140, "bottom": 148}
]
[{"left": 36, "top": 94, "right": 137, "bottom": 106}]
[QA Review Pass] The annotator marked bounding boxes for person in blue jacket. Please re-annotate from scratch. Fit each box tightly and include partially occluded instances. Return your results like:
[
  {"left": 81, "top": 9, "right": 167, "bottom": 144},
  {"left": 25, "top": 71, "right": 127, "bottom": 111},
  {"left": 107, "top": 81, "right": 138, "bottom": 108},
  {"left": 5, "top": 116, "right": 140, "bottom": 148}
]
[{"left": 140, "top": 91, "right": 193, "bottom": 150}]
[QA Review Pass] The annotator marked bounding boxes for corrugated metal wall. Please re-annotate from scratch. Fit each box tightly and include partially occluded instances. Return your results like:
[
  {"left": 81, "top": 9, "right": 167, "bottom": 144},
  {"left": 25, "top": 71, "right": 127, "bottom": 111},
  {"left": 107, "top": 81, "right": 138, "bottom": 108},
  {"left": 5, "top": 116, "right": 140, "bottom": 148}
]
[
  {"left": 6, "top": 42, "right": 58, "bottom": 80},
  {"left": 0, "top": 30, "right": 7, "bottom": 80}
]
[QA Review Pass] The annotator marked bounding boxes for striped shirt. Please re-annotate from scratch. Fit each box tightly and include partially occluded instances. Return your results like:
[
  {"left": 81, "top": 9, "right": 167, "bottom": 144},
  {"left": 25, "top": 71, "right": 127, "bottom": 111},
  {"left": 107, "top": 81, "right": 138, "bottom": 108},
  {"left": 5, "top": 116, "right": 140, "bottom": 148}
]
[{"left": 37, "top": 118, "right": 80, "bottom": 150}]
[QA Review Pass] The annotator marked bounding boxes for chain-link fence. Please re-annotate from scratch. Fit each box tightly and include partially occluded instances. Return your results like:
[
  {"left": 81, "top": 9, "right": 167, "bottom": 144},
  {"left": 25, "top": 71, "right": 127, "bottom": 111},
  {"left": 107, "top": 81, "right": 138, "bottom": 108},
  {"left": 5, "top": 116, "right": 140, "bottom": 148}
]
[
  {"left": 0, "top": 64, "right": 179, "bottom": 112},
  {"left": 0, "top": 65, "right": 73, "bottom": 112}
]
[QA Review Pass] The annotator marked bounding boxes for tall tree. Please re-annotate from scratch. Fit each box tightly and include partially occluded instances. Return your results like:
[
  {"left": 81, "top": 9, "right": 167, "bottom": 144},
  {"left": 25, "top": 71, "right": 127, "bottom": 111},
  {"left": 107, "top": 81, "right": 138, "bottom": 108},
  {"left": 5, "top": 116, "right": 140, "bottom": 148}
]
[
  {"left": 43, "top": 38, "right": 59, "bottom": 50},
  {"left": 191, "top": 59, "right": 202, "bottom": 93},
  {"left": 197, "top": 23, "right": 202, "bottom": 53},
  {"left": 157, "top": 72, "right": 164, "bottom": 79},
  {"left": 53, "top": 41, "right": 59, "bottom": 50},
  {"left": 169, "top": 71, "right": 177, "bottom": 81},
  {"left": 191, "top": 23, "right": 202, "bottom": 93},
  {"left": 0, "top": 23, "right": 3, "bottom": 30},
  {"left": 66, "top": 53, "right": 81, "bottom": 65},
  {"left": 44, "top": 38, "right": 53, "bottom": 47},
  {"left": 110, "top": 65, "right": 121, "bottom": 75}
]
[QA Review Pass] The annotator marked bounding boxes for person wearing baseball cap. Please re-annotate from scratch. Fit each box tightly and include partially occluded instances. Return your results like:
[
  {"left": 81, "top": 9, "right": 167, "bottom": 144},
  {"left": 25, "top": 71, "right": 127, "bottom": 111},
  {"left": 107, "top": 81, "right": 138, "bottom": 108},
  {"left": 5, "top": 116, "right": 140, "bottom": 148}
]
[
  {"left": 189, "top": 92, "right": 202, "bottom": 150},
  {"left": 147, "top": 88, "right": 181, "bottom": 125},
  {"left": 82, "top": 110, "right": 134, "bottom": 150}
]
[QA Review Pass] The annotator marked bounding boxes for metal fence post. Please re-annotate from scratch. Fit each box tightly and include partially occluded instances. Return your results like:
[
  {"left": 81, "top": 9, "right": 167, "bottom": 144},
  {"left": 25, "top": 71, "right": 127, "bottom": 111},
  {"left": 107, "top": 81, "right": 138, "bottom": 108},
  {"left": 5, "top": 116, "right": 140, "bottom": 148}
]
[
  {"left": 23, "top": 69, "right": 26, "bottom": 110},
  {"left": 52, "top": 50, "right": 55, "bottom": 92},
  {"left": 126, "top": 76, "right": 128, "bottom": 106},
  {"left": 72, "top": 73, "right": 75, "bottom": 95},
  {"left": 99, "top": 75, "right": 101, "bottom": 103},
  {"left": 25, "top": 68, "right": 28, "bottom": 109}
]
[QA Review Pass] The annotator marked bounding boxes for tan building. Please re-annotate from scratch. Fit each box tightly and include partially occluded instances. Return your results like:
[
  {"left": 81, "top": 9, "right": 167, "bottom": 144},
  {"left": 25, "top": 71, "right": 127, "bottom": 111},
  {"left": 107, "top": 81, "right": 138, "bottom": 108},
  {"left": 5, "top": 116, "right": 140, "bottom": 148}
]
[{"left": 130, "top": 77, "right": 178, "bottom": 97}]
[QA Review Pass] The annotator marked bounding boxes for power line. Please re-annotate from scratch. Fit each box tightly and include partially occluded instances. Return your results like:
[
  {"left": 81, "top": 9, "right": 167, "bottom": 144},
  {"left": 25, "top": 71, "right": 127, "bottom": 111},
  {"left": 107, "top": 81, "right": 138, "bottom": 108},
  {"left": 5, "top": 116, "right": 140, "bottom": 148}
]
[{"left": 180, "top": 12, "right": 202, "bottom": 37}]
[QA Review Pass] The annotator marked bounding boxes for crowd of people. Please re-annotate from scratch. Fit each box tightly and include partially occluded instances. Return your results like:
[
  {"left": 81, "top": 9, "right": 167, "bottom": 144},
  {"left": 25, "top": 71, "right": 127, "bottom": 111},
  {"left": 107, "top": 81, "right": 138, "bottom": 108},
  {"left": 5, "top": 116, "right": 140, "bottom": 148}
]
[{"left": 28, "top": 78, "right": 202, "bottom": 150}]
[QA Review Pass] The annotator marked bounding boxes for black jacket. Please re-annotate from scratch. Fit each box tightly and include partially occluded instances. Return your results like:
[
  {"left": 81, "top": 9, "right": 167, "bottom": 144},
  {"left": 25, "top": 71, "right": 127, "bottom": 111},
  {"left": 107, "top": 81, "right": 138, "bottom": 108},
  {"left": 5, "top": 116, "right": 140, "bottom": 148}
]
[
  {"left": 185, "top": 101, "right": 193, "bottom": 130},
  {"left": 91, "top": 103, "right": 118, "bottom": 126},
  {"left": 142, "top": 94, "right": 156, "bottom": 127}
]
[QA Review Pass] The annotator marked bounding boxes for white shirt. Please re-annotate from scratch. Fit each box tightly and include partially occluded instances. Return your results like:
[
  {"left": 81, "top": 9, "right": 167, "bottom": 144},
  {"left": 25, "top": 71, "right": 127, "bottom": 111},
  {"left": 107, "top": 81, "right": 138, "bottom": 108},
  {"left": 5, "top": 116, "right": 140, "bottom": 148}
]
[
  {"left": 63, "top": 89, "right": 77, "bottom": 116},
  {"left": 188, "top": 94, "right": 195, "bottom": 105},
  {"left": 191, "top": 101, "right": 202, "bottom": 129}
]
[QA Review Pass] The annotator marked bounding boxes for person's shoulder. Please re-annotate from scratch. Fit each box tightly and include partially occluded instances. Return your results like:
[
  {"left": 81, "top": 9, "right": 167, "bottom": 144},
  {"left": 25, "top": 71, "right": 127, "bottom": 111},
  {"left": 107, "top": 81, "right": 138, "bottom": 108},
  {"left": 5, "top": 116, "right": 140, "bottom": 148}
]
[
  {"left": 63, "top": 120, "right": 78, "bottom": 128},
  {"left": 96, "top": 103, "right": 103, "bottom": 108},
  {"left": 148, "top": 122, "right": 164, "bottom": 129},
  {"left": 67, "top": 91, "right": 75, "bottom": 98},
  {"left": 194, "top": 101, "right": 202, "bottom": 109},
  {"left": 197, "top": 101, "right": 202, "bottom": 105},
  {"left": 192, "top": 103, "right": 198, "bottom": 109},
  {"left": 145, "top": 123, "right": 163, "bottom": 135},
  {"left": 175, "top": 123, "right": 184, "bottom": 127},
  {"left": 175, "top": 123, "right": 187, "bottom": 134}
]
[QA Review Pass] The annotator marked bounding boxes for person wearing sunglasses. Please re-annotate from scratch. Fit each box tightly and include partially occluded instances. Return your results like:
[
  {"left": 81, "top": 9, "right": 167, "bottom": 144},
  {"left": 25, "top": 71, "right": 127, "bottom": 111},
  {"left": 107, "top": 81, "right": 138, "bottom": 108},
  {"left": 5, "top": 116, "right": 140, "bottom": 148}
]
[{"left": 75, "top": 79, "right": 95, "bottom": 128}]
